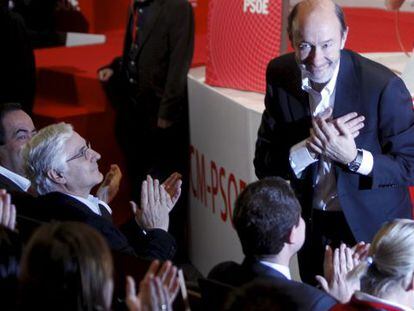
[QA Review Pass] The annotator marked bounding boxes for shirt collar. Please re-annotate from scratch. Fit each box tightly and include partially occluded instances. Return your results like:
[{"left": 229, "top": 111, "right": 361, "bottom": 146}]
[
  {"left": 66, "top": 193, "right": 112, "bottom": 216},
  {"left": 259, "top": 260, "right": 291, "bottom": 280},
  {"left": 0, "top": 165, "right": 31, "bottom": 191},
  {"left": 300, "top": 61, "right": 340, "bottom": 96},
  {"left": 354, "top": 291, "right": 414, "bottom": 311}
]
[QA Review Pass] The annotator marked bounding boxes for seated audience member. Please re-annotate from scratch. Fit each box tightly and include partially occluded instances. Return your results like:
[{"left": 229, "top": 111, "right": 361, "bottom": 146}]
[
  {"left": 208, "top": 177, "right": 337, "bottom": 310},
  {"left": 19, "top": 222, "right": 179, "bottom": 310},
  {"left": 23, "top": 122, "right": 180, "bottom": 260},
  {"left": 0, "top": 102, "right": 121, "bottom": 203},
  {"left": 0, "top": 103, "right": 36, "bottom": 193},
  {"left": 332, "top": 218, "right": 414, "bottom": 311}
]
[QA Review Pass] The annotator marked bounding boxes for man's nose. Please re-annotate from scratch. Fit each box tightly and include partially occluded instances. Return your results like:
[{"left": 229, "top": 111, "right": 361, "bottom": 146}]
[
  {"left": 89, "top": 149, "right": 101, "bottom": 161},
  {"left": 309, "top": 46, "right": 324, "bottom": 66}
]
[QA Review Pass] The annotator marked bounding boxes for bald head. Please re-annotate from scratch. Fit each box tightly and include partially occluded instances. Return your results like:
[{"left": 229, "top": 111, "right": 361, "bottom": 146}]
[{"left": 288, "top": 0, "right": 347, "bottom": 43}]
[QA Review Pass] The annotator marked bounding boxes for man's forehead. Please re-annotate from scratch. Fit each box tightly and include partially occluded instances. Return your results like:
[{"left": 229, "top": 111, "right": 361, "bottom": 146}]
[
  {"left": 294, "top": 0, "right": 338, "bottom": 30},
  {"left": 3, "top": 110, "right": 35, "bottom": 131}
]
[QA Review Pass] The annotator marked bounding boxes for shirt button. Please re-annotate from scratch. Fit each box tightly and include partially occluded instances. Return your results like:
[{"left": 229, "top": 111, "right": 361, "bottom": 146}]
[
  {"left": 139, "top": 8, "right": 143, "bottom": 13},
  {"left": 130, "top": 61, "right": 135, "bottom": 66},
  {"left": 129, "top": 78, "right": 136, "bottom": 84}
]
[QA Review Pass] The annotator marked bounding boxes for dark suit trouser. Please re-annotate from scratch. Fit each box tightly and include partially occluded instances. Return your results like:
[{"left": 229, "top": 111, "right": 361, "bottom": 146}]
[
  {"left": 114, "top": 92, "right": 190, "bottom": 262},
  {"left": 298, "top": 210, "right": 356, "bottom": 286}
]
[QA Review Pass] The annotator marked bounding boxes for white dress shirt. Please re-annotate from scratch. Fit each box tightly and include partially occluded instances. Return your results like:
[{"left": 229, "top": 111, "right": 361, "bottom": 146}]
[
  {"left": 67, "top": 193, "right": 112, "bottom": 216},
  {"left": 0, "top": 165, "right": 31, "bottom": 192},
  {"left": 260, "top": 260, "right": 291, "bottom": 280},
  {"left": 289, "top": 62, "right": 374, "bottom": 211}
]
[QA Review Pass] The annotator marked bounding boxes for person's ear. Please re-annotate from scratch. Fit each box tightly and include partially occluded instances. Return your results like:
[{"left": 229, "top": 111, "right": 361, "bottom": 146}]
[
  {"left": 47, "top": 169, "right": 66, "bottom": 184},
  {"left": 288, "top": 225, "right": 298, "bottom": 244}
]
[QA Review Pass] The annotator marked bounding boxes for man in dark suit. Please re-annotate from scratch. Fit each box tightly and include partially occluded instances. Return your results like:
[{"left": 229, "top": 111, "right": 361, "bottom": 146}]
[
  {"left": 209, "top": 177, "right": 337, "bottom": 310},
  {"left": 254, "top": 0, "right": 414, "bottom": 285},
  {"left": 23, "top": 122, "right": 180, "bottom": 260},
  {"left": 98, "top": 0, "right": 194, "bottom": 259},
  {"left": 0, "top": 103, "right": 36, "bottom": 193}
]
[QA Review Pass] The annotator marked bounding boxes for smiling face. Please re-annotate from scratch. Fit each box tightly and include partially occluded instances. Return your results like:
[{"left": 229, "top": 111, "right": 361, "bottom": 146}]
[
  {"left": 0, "top": 110, "right": 36, "bottom": 176},
  {"left": 291, "top": 1, "right": 347, "bottom": 86},
  {"left": 61, "top": 132, "right": 103, "bottom": 197}
]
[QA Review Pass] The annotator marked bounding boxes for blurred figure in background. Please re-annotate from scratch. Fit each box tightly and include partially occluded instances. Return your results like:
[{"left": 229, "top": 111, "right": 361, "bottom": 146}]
[
  {"left": 0, "top": 1, "right": 35, "bottom": 113},
  {"left": 98, "top": 0, "right": 195, "bottom": 261}
]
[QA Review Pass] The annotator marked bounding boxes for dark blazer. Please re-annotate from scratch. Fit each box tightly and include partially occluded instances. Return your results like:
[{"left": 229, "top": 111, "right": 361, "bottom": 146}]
[
  {"left": 109, "top": 0, "right": 194, "bottom": 124},
  {"left": 33, "top": 192, "right": 176, "bottom": 260},
  {"left": 254, "top": 50, "right": 414, "bottom": 242},
  {"left": 209, "top": 257, "right": 337, "bottom": 311}
]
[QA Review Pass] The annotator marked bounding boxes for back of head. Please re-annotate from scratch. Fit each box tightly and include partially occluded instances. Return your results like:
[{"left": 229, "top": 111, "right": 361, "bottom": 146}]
[
  {"left": 233, "top": 177, "right": 301, "bottom": 258},
  {"left": 19, "top": 222, "right": 113, "bottom": 311},
  {"left": 23, "top": 122, "right": 73, "bottom": 195},
  {"left": 358, "top": 219, "right": 414, "bottom": 299}
]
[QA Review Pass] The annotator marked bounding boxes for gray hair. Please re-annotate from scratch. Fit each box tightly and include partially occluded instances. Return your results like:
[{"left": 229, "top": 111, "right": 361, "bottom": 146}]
[
  {"left": 23, "top": 122, "right": 73, "bottom": 195},
  {"left": 353, "top": 219, "right": 414, "bottom": 299}
]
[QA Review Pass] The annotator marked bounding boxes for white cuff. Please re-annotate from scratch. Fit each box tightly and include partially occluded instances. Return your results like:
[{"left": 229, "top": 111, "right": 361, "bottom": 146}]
[
  {"left": 356, "top": 149, "right": 373, "bottom": 175},
  {"left": 289, "top": 139, "right": 318, "bottom": 177}
]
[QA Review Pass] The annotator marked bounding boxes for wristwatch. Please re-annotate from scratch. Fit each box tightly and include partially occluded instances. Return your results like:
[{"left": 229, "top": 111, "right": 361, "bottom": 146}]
[{"left": 347, "top": 149, "right": 363, "bottom": 172}]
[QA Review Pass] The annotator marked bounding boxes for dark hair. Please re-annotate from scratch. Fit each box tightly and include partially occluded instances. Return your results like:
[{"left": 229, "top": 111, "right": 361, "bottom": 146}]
[
  {"left": 287, "top": 1, "right": 347, "bottom": 42},
  {"left": 233, "top": 177, "right": 301, "bottom": 258},
  {"left": 0, "top": 103, "right": 23, "bottom": 145},
  {"left": 224, "top": 280, "right": 297, "bottom": 311},
  {"left": 19, "top": 222, "right": 114, "bottom": 311},
  {"left": 0, "top": 227, "right": 23, "bottom": 311}
]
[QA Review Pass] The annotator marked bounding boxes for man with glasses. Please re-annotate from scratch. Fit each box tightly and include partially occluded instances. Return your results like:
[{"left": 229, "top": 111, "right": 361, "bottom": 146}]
[{"left": 23, "top": 122, "right": 180, "bottom": 260}]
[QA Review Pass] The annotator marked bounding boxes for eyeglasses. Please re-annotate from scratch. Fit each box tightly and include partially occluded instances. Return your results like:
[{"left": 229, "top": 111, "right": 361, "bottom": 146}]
[{"left": 66, "top": 141, "right": 92, "bottom": 162}]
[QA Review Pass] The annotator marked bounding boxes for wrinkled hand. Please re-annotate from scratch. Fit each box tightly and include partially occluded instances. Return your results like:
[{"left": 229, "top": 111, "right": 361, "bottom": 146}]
[
  {"left": 307, "top": 112, "right": 363, "bottom": 160},
  {"left": 316, "top": 244, "right": 360, "bottom": 303},
  {"left": 96, "top": 164, "right": 122, "bottom": 204},
  {"left": 125, "top": 260, "right": 179, "bottom": 311},
  {"left": 307, "top": 115, "right": 358, "bottom": 164},
  {"left": 98, "top": 68, "right": 114, "bottom": 82},
  {"left": 161, "top": 172, "right": 182, "bottom": 211},
  {"left": 132, "top": 176, "right": 172, "bottom": 231},
  {"left": 0, "top": 189, "right": 16, "bottom": 231},
  {"left": 157, "top": 118, "right": 173, "bottom": 129}
]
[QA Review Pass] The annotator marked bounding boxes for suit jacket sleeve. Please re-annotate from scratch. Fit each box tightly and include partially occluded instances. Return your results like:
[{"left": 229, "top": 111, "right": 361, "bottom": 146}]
[
  {"left": 369, "top": 75, "right": 414, "bottom": 188},
  {"left": 254, "top": 60, "right": 310, "bottom": 180},
  {"left": 120, "top": 218, "right": 176, "bottom": 260},
  {"left": 157, "top": 1, "right": 194, "bottom": 122}
]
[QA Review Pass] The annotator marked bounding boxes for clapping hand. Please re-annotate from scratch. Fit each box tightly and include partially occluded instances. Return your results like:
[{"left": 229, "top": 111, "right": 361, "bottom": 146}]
[{"left": 125, "top": 260, "right": 180, "bottom": 311}]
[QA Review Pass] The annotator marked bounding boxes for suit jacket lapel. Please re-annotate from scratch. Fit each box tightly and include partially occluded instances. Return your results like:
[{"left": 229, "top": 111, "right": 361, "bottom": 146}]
[
  {"left": 138, "top": 0, "right": 164, "bottom": 53},
  {"left": 333, "top": 50, "right": 360, "bottom": 120},
  {"left": 0, "top": 173, "right": 24, "bottom": 192}
]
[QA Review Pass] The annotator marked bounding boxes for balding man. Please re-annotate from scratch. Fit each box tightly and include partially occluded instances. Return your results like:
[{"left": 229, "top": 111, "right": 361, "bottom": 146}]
[{"left": 254, "top": 0, "right": 414, "bottom": 284}]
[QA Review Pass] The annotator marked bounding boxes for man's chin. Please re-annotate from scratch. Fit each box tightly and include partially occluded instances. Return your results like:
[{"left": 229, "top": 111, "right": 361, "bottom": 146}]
[{"left": 309, "top": 74, "right": 332, "bottom": 85}]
